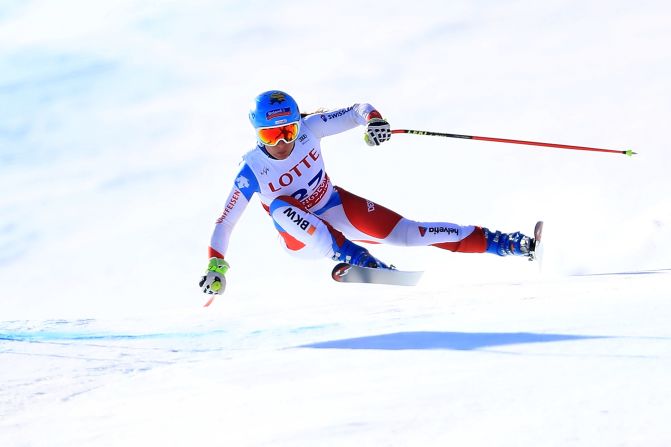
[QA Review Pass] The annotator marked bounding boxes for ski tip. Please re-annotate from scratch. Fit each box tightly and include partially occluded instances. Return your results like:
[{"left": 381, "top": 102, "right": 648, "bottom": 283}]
[
  {"left": 534, "top": 221, "right": 544, "bottom": 242},
  {"left": 331, "top": 262, "right": 352, "bottom": 282},
  {"left": 528, "top": 221, "right": 544, "bottom": 263},
  {"left": 531, "top": 220, "right": 544, "bottom": 263}
]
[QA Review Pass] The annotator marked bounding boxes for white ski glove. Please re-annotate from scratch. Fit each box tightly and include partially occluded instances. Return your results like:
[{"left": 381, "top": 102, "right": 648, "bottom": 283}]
[
  {"left": 199, "top": 258, "right": 229, "bottom": 295},
  {"left": 364, "top": 117, "right": 392, "bottom": 146}
]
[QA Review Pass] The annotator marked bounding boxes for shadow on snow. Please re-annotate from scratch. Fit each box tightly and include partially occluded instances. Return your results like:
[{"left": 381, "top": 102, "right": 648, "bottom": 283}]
[{"left": 300, "top": 331, "right": 609, "bottom": 351}]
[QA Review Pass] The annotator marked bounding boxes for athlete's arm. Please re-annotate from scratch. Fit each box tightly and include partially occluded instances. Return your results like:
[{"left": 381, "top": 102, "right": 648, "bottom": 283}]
[
  {"left": 303, "top": 103, "right": 382, "bottom": 138},
  {"left": 208, "top": 163, "right": 260, "bottom": 258}
]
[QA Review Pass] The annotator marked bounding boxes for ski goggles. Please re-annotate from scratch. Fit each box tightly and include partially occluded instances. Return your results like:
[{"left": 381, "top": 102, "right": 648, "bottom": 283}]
[{"left": 256, "top": 122, "right": 300, "bottom": 146}]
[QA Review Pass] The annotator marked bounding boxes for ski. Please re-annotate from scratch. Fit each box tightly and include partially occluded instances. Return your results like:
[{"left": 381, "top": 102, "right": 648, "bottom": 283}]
[{"left": 331, "top": 263, "right": 423, "bottom": 286}]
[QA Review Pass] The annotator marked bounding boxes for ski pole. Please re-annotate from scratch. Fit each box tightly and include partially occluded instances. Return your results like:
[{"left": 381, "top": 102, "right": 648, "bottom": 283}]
[{"left": 391, "top": 129, "right": 636, "bottom": 157}]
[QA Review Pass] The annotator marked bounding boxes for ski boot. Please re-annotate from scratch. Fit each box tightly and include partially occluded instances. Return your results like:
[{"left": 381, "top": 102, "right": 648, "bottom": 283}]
[
  {"left": 332, "top": 239, "right": 389, "bottom": 269},
  {"left": 484, "top": 221, "right": 542, "bottom": 261}
]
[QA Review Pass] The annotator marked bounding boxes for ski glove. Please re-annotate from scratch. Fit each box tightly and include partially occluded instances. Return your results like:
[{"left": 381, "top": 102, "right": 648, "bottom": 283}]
[
  {"left": 364, "top": 118, "right": 392, "bottom": 146},
  {"left": 199, "top": 257, "right": 229, "bottom": 295}
]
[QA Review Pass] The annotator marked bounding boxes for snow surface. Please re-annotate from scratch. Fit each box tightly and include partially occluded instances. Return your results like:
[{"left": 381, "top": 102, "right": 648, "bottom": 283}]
[
  {"left": 1, "top": 1, "right": 671, "bottom": 446},
  {"left": 2, "top": 272, "right": 671, "bottom": 446}
]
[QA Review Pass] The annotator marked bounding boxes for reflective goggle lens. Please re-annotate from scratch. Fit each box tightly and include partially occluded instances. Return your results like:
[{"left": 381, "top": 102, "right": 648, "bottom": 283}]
[{"left": 257, "top": 122, "right": 299, "bottom": 146}]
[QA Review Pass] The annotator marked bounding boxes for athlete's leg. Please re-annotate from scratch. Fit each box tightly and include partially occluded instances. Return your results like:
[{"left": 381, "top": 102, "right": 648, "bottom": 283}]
[
  {"left": 269, "top": 195, "right": 387, "bottom": 267},
  {"left": 320, "top": 187, "right": 532, "bottom": 256},
  {"left": 318, "top": 187, "right": 485, "bottom": 252}
]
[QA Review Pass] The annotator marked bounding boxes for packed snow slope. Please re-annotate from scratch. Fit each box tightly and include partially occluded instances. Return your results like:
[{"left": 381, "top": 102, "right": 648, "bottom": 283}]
[
  {"left": 2, "top": 271, "right": 671, "bottom": 446},
  {"left": 1, "top": 1, "right": 670, "bottom": 446}
]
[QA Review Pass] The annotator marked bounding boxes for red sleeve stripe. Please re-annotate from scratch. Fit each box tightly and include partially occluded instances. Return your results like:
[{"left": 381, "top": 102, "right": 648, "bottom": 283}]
[
  {"left": 208, "top": 247, "right": 225, "bottom": 259},
  {"left": 366, "top": 110, "right": 383, "bottom": 121}
]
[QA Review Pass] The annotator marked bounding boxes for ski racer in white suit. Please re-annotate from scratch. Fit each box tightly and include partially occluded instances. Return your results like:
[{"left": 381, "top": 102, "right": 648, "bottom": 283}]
[{"left": 200, "top": 90, "right": 536, "bottom": 295}]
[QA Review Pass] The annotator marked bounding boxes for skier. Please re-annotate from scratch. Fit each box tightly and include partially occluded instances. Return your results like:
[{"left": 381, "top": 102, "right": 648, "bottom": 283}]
[{"left": 200, "top": 90, "right": 538, "bottom": 295}]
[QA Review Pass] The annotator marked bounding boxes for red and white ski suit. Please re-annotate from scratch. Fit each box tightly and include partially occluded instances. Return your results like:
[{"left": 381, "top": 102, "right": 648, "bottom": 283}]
[{"left": 209, "top": 104, "right": 487, "bottom": 260}]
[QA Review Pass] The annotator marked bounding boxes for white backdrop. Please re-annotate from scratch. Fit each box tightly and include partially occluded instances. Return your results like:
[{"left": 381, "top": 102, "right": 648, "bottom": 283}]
[{"left": 1, "top": 0, "right": 669, "bottom": 316}]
